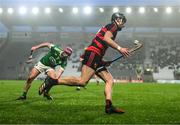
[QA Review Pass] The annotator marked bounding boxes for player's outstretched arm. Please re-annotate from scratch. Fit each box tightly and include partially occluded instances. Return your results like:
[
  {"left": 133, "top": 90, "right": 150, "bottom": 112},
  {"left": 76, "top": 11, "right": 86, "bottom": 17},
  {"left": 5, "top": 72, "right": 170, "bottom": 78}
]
[
  {"left": 103, "top": 31, "right": 130, "bottom": 57},
  {"left": 31, "top": 42, "right": 53, "bottom": 52}
]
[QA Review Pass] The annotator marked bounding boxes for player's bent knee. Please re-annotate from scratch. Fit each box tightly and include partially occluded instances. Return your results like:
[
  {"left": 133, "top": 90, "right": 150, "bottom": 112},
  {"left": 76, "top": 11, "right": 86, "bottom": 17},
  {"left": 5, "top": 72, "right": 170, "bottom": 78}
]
[
  {"left": 28, "top": 73, "right": 37, "bottom": 80},
  {"left": 27, "top": 77, "right": 34, "bottom": 83},
  {"left": 78, "top": 80, "right": 87, "bottom": 87},
  {"left": 106, "top": 79, "right": 114, "bottom": 85}
]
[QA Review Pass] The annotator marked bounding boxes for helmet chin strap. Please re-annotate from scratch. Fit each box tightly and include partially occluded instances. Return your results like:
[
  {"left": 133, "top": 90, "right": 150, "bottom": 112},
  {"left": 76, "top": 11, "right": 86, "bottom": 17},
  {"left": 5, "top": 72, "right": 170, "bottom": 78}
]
[{"left": 60, "top": 51, "right": 69, "bottom": 58}]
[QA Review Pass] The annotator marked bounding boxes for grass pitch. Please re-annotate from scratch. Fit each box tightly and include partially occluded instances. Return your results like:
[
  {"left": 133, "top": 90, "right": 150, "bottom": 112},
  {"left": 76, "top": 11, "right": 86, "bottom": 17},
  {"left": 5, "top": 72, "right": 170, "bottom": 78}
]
[{"left": 0, "top": 80, "right": 180, "bottom": 124}]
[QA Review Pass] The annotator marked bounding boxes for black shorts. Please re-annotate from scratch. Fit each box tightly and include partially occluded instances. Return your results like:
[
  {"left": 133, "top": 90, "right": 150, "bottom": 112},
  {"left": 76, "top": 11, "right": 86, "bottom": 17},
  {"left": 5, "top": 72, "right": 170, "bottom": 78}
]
[{"left": 82, "top": 50, "right": 103, "bottom": 70}]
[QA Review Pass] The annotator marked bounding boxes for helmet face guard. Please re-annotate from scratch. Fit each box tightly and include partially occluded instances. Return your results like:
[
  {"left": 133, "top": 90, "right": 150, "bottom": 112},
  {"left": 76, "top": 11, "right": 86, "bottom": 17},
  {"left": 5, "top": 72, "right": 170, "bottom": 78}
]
[
  {"left": 64, "top": 47, "right": 73, "bottom": 56},
  {"left": 111, "top": 12, "right": 127, "bottom": 23},
  {"left": 60, "top": 47, "right": 73, "bottom": 58},
  {"left": 111, "top": 12, "right": 127, "bottom": 30}
]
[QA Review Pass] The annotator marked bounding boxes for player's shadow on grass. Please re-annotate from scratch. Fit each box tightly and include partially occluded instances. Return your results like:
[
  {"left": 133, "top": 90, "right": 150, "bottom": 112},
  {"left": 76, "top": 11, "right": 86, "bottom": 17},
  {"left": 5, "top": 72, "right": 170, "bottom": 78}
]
[
  {"left": 33, "top": 103, "right": 105, "bottom": 114},
  {"left": 0, "top": 96, "right": 43, "bottom": 109}
]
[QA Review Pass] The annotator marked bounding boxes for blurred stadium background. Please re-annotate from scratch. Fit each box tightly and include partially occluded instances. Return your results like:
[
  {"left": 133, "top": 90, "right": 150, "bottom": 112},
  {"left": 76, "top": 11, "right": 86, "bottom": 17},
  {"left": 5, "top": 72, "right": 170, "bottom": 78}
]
[{"left": 1, "top": 0, "right": 180, "bottom": 83}]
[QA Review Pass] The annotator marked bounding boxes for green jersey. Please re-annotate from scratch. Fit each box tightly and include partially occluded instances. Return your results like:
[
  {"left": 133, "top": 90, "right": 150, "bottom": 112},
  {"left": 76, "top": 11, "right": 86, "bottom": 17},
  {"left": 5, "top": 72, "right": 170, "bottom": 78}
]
[{"left": 40, "top": 44, "right": 67, "bottom": 69}]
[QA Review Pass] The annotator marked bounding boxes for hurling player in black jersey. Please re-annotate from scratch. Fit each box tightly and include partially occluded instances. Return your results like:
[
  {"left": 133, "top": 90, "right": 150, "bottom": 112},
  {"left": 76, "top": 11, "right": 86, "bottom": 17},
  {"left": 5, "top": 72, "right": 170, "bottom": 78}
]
[{"left": 40, "top": 13, "right": 130, "bottom": 114}]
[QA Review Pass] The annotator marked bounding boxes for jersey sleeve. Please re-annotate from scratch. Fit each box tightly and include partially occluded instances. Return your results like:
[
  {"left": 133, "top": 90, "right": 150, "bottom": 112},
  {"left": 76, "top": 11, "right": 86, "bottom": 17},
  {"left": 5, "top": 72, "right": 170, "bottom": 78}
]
[
  {"left": 49, "top": 44, "right": 55, "bottom": 48},
  {"left": 50, "top": 44, "right": 56, "bottom": 54},
  {"left": 50, "top": 44, "right": 63, "bottom": 55},
  {"left": 50, "top": 44, "right": 56, "bottom": 51}
]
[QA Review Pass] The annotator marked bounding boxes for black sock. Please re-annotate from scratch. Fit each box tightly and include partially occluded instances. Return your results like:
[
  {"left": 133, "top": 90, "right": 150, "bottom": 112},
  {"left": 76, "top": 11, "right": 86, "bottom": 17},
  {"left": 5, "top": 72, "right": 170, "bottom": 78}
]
[
  {"left": 22, "top": 92, "right": 27, "bottom": 97},
  {"left": 106, "top": 99, "right": 112, "bottom": 108}
]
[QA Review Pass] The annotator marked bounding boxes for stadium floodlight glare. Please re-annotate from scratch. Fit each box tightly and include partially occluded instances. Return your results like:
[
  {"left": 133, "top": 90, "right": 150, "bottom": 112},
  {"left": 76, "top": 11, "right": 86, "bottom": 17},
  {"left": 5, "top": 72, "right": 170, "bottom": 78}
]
[
  {"left": 153, "top": 7, "right": 158, "bottom": 13},
  {"left": 166, "top": 7, "right": 172, "bottom": 14},
  {"left": 32, "top": 7, "right": 39, "bottom": 15},
  {"left": 126, "top": 7, "right": 132, "bottom": 13},
  {"left": 0, "top": 8, "right": 3, "bottom": 14},
  {"left": 7, "top": 8, "right": 14, "bottom": 14},
  {"left": 113, "top": 7, "right": 119, "bottom": 13},
  {"left": 45, "top": 7, "right": 51, "bottom": 14},
  {"left": 59, "top": 8, "right": 63, "bottom": 13},
  {"left": 99, "top": 8, "right": 104, "bottom": 13},
  {"left": 72, "top": 7, "right": 78, "bottom": 14},
  {"left": 84, "top": 6, "right": 92, "bottom": 15},
  {"left": 19, "top": 6, "right": 27, "bottom": 15},
  {"left": 139, "top": 7, "right": 145, "bottom": 14}
]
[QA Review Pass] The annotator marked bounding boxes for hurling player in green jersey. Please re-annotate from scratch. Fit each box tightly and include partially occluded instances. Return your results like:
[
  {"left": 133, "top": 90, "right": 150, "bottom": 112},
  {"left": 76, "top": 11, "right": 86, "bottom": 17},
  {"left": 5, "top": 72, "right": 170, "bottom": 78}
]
[{"left": 17, "top": 42, "right": 72, "bottom": 100}]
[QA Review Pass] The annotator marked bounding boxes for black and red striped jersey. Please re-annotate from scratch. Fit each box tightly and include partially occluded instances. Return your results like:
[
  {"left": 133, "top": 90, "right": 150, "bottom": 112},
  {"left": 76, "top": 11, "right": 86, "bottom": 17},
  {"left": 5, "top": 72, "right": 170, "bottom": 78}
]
[{"left": 86, "top": 23, "right": 118, "bottom": 56}]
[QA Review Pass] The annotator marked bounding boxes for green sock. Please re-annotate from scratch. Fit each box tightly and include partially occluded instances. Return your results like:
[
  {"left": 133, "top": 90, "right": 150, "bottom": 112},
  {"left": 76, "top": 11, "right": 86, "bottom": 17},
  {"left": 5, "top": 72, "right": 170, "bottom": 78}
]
[{"left": 22, "top": 92, "right": 27, "bottom": 97}]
